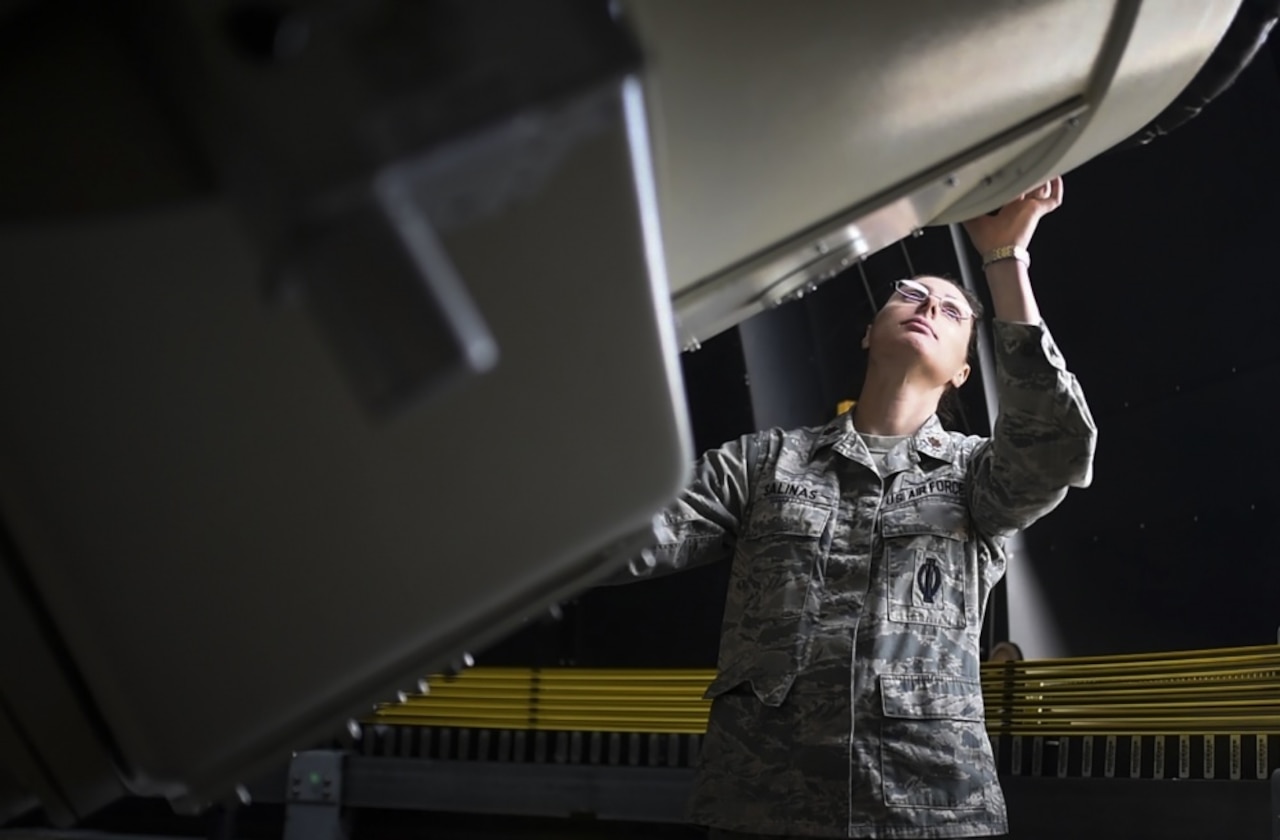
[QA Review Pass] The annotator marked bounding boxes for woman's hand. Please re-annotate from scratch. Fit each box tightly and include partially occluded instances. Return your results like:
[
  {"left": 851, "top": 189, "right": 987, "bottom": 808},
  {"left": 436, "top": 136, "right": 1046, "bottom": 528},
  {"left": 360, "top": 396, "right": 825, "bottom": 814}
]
[{"left": 962, "top": 176, "right": 1064, "bottom": 254}]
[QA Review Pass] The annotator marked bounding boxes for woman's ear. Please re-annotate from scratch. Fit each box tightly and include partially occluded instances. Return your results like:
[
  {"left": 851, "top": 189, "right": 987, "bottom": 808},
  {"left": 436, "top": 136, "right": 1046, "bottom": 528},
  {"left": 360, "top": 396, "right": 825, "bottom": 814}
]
[
  {"left": 951, "top": 363, "right": 971, "bottom": 389},
  {"left": 861, "top": 324, "right": 872, "bottom": 350}
]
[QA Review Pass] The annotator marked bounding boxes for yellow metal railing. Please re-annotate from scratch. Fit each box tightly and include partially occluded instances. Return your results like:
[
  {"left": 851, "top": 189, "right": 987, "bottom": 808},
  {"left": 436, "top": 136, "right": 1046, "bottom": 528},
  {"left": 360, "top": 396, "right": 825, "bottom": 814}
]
[
  {"left": 372, "top": 668, "right": 717, "bottom": 733},
  {"left": 981, "top": 643, "right": 1280, "bottom": 736},
  {"left": 369, "top": 645, "right": 1280, "bottom": 737}
]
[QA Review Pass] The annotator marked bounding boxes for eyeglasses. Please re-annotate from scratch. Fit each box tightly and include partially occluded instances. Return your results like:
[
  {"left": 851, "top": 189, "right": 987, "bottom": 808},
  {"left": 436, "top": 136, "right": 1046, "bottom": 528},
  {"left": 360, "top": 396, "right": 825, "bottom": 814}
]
[{"left": 892, "top": 279, "right": 975, "bottom": 324}]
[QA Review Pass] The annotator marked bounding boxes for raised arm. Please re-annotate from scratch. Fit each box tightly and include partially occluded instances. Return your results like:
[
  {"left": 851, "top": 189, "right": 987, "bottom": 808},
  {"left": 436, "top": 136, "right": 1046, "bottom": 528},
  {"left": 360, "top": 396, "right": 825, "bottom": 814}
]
[
  {"left": 961, "top": 178, "right": 1098, "bottom": 536},
  {"left": 963, "top": 177, "right": 1063, "bottom": 325}
]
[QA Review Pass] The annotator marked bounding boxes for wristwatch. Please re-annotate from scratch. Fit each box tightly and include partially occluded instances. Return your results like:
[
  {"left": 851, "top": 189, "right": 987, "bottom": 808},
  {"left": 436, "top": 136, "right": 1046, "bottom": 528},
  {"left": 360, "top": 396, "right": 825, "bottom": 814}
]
[{"left": 981, "top": 244, "right": 1030, "bottom": 269}]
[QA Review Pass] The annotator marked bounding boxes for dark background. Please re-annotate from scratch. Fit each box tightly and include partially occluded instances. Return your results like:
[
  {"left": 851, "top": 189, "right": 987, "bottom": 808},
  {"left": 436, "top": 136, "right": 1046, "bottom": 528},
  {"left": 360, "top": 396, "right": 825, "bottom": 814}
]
[{"left": 487, "top": 35, "right": 1280, "bottom": 669}]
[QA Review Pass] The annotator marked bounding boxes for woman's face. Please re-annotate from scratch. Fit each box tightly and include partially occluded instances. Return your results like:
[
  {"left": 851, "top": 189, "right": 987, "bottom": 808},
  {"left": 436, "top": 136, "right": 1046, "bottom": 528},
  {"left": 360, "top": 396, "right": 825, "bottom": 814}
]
[{"left": 863, "top": 276, "right": 973, "bottom": 389}]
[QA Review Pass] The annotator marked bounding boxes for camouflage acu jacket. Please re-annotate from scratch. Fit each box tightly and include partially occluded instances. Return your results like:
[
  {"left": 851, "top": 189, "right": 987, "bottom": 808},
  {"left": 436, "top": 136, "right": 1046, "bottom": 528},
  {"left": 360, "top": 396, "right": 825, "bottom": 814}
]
[{"left": 624, "top": 320, "right": 1096, "bottom": 838}]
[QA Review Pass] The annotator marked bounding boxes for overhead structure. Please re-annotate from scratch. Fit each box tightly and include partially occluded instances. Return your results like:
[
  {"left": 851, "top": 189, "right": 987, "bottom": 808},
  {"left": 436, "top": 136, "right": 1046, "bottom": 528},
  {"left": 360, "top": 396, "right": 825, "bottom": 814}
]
[
  {"left": 629, "top": 0, "right": 1247, "bottom": 347},
  {"left": 0, "top": 0, "right": 1256, "bottom": 827}
]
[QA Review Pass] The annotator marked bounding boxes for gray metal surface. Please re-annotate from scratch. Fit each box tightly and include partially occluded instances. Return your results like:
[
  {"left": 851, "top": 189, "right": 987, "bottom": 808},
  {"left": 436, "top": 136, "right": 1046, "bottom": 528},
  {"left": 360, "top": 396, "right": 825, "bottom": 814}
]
[
  {"left": 1002, "top": 776, "right": 1270, "bottom": 839},
  {"left": 623, "top": 0, "right": 1240, "bottom": 346},
  {"left": 251, "top": 757, "right": 694, "bottom": 824},
  {"left": 1273, "top": 769, "right": 1280, "bottom": 840},
  {"left": 668, "top": 98, "right": 1082, "bottom": 348},
  {"left": 139, "top": 0, "right": 642, "bottom": 419},
  {"left": 0, "top": 833, "right": 204, "bottom": 840},
  {"left": 0, "top": 547, "right": 123, "bottom": 825},
  {"left": 282, "top": 752, "right": 347, "bottom": 840},
  {"left": 0, "top": 79, "right": 689, "bottom": 811},
  {"left": 0, "top": 702, "right": 53, "bottom": 826},
  {"left": 246, "top": 755, "right": 1269, "bottom": 838},
  {"left": 0, "top": 733, "right": 40, "bottom": 828}
]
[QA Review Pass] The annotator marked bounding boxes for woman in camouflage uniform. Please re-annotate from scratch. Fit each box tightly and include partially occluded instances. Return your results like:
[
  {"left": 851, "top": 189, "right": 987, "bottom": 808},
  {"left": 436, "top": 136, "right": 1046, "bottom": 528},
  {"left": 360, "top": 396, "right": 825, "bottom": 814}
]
[{"left": 625, "top": 177, "right": 1096, "bottom": 839}]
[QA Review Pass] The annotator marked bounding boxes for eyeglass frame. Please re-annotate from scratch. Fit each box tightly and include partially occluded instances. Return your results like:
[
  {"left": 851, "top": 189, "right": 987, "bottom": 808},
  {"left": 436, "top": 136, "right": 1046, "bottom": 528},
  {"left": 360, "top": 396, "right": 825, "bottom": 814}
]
[{"left": 891, "top": 278, "right": 976, "bottom": 324}]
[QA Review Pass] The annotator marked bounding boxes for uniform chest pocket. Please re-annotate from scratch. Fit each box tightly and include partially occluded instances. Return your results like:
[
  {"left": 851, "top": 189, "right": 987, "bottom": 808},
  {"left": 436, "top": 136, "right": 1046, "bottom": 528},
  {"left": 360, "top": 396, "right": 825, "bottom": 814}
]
[
  {"left": 881, "top": 499, "right": 969, "bottom": 629},
  {"left": 740, "top": 497, "right": 833, "bottom": 619}
]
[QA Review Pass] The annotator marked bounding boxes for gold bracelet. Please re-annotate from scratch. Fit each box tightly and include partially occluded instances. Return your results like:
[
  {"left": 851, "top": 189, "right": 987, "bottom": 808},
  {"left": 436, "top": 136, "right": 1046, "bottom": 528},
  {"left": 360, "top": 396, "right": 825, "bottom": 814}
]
[{"left": 981, "top": 244, "right": 1030, "bottom": 269}]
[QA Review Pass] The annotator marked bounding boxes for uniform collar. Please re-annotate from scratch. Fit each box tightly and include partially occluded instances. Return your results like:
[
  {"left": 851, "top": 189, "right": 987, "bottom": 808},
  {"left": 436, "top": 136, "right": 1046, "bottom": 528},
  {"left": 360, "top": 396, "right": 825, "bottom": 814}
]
[
  {"left": 911, "top": 415, "right": 957, "bottom": 463},
  {"left": 814, "top": 411, "right": 958, "bottom": 467},
  {"left": 812, "top": 412, "right": 853, "bottom": 455}
]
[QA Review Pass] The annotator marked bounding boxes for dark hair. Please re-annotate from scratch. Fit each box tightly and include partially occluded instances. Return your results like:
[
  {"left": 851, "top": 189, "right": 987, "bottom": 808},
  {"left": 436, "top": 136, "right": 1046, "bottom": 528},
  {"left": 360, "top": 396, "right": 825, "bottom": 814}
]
[{"left": 915, "top": 275, "right": 984, "bottom": 428}]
